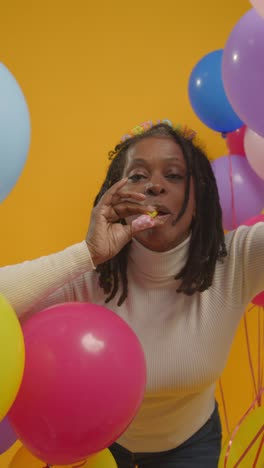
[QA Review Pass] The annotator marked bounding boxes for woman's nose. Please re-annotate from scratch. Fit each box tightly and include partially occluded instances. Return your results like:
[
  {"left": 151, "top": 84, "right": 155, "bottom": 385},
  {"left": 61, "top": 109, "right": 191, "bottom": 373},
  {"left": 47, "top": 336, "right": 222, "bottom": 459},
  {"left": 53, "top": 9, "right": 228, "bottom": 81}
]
[{"left": 145, "top": 182, "right": 166, "bottom": 196}]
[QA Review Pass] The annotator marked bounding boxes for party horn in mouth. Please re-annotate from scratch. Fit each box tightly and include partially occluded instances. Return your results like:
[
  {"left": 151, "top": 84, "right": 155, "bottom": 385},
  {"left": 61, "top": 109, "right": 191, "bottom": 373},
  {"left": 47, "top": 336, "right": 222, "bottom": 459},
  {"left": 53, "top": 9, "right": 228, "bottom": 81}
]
[{"left": 145, "top": 210, "right": 158, "bottom": 218}]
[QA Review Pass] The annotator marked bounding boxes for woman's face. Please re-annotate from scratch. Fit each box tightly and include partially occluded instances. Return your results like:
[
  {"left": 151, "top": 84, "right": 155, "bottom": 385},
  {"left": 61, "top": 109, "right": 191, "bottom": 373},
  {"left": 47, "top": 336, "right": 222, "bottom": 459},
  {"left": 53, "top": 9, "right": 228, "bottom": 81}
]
[{"left": 122, "top": 136, "right": 196, "bottom": 252}]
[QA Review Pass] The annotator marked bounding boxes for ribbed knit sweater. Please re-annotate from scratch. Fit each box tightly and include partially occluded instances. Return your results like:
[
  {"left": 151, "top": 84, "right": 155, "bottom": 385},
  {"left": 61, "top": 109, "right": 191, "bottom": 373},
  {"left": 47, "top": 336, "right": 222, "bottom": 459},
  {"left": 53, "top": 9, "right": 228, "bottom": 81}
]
[{"left": 0, "top": 223, "right": 263, "bottom": 452}]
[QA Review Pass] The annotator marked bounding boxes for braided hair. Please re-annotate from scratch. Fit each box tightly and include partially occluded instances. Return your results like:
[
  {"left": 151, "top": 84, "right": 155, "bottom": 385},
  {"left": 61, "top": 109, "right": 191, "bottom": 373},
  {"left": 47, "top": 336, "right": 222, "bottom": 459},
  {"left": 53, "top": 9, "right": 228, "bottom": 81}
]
[{"left": 93, "top": 123, "right": 227, "bottom": 305}]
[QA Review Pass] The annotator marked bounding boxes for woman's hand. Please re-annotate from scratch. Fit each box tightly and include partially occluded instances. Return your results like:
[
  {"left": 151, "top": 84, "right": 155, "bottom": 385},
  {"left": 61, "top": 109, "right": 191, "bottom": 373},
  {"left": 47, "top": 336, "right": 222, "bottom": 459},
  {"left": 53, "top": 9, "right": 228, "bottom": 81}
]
[{"left": 86, "top": 178, "right": 166, "bottom": 265}]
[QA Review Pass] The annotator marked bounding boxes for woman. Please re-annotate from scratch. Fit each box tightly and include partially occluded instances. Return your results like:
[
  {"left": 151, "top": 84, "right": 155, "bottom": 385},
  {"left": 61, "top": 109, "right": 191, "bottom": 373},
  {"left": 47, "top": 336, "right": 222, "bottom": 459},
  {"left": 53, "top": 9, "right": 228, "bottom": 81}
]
[{"left": 1, "top": 121, "right": 263, "bottom": 467}]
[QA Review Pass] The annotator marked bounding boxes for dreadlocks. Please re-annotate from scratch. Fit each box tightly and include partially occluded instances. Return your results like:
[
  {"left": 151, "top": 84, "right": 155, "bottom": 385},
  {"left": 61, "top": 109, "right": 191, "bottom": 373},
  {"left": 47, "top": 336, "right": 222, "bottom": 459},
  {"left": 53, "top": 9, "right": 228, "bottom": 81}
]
[{"left": 93, "top": 123, "right": 227, "bottom": 305}]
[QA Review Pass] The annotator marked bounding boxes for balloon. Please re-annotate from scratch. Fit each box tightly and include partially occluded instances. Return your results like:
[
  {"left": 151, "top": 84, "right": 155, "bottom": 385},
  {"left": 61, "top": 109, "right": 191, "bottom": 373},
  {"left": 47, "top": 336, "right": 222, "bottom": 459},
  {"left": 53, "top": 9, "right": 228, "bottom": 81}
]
[
  {"left": 0, "top": 294, "right": 25, "bottom": 421},
  {"left": 249, "top": 0, "right": 264, "bottom": 18},
  {"left": 218, "top": 407, "right": 264, "bottom": 467},
  {"left": 0, "top": 63, "right": 31, "bottom": 203},
  {"left": 226, "top": 125, "right": 246, "bottom": 157},
  {"left": 8, "top": 303, "right": 146, "bottom": 465},
  {"left": 222, "top": 10, "right": 264, "bottom": 137},
  {"left": 244, "top": 128, "right": 264, "bottom": 180},
  {"left": 242, "top": 213, "right": 264, "bottom": 305},
  {"left": 243, "top": 213, "right": 264, "bottom": 226},
  {"left": 9, "top": 446, "right": 117, "bottom": 468},
  {"left": 251, "top": 290, "right": 264, "bottom": 307},
  {"left": 211, "top": 155, "right": 264, "bottom": 230},
  {"left": 84, "top": 449, "right": 117, "bottom": 468},
  {"left": 0, "top": 417, "right": 17, "bottom": 454},
  {"left": 188, "top": 49, "right": 243, "bottom": 132}
]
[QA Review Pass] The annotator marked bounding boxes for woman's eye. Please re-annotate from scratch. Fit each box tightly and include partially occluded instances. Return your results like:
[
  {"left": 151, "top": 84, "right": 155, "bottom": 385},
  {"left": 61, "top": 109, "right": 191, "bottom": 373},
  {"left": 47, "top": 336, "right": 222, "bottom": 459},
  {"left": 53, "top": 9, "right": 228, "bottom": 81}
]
[
  {"left": 128, "top": 174, "right": 147, "bottom": 182},
  {"left": 166, "top": 173, "right": 184, "bottom": 180}
]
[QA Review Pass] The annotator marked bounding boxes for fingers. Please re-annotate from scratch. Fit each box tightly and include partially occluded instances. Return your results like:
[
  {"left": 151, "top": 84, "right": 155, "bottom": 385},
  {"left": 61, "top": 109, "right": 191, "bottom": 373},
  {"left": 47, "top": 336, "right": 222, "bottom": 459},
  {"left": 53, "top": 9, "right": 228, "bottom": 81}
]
[
  {"left": 100, "top": 178, "right": 146, "bottom": 206},
  {"left": 118, "top": 191, "right": 146, "bottom": 202},
  {"left": 95, "top": 178, "right": 154, "bottom": 222},
  {"left": 111, "top": 202, "right": 155, "bottom": 221}
]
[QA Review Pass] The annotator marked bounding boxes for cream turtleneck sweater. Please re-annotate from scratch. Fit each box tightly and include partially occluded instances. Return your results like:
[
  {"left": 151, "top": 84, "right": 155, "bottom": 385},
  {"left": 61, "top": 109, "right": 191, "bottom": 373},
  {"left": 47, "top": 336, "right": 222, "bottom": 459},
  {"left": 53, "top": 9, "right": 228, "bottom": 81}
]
[{"left": 0, "top": 223, "right": 263, "bottom": 452}]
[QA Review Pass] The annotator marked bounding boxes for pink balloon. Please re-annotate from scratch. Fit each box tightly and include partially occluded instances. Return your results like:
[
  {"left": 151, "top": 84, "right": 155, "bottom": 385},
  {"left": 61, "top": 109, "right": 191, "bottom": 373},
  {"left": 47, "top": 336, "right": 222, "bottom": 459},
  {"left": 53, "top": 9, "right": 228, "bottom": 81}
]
[
  {"left": 226, "top": 125, "right": 246, "bottom": 156},
  {"left": 8, "top": 303, "right": 146, "bottom": 465},
  {"left": 244, "top": 128, "right": 264, "bottom": 180},
  {"left": 211, "top": 155, "right": 264, "bottom": 230},
  {"left": 249, "top": 0, "right": 264, "bottom": 18},
  {"left": 243, "top": 213, "right": 264, "bottom": 305}
]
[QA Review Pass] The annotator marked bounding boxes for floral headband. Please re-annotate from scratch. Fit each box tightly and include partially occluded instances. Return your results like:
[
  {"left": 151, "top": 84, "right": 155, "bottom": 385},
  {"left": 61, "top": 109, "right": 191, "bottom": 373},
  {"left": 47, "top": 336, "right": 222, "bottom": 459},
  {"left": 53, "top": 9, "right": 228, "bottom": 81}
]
[{"left": 120, "top": 119, "right": 197, "bottom": 143}]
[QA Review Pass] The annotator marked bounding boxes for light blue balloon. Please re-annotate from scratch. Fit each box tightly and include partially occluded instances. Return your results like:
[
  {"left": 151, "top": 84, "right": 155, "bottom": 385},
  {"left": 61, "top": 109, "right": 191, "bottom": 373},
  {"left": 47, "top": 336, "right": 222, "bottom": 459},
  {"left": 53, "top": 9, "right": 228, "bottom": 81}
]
[
  {"left": 188, "top": 49, "right": 243, "bottom": 133},
  {"left": 0, "top": 63, "right": 31, "bottom": 203}
]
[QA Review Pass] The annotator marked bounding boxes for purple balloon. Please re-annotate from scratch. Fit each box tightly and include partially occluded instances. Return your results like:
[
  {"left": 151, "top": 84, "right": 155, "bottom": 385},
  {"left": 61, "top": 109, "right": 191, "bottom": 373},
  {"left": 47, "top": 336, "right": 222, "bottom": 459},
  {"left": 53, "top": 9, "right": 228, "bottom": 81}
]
[
  {"left": 212, "top": 154, "right": 264, "bottom": 230},
  {"left": 222, "top": 9, "right": 264, "bottom": 137},
  {"left": 0, "top": 417, "right": 17, "bottom": 454}
]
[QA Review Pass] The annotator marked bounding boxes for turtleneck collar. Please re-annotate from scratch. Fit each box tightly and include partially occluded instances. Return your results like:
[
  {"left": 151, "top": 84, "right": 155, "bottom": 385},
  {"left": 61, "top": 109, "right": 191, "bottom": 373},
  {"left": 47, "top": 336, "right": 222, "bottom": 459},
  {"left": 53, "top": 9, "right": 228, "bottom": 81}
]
[{"left": 128, "top": 235, "right": 191, "bottom": 280}]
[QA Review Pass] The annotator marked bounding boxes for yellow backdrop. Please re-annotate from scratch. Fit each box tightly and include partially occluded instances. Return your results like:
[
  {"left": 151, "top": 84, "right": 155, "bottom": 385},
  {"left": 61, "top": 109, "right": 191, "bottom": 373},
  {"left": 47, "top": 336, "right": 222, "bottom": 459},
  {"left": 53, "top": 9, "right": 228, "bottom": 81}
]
[{"left": 0, "top": 0, "right": 260, "bottom": 466}]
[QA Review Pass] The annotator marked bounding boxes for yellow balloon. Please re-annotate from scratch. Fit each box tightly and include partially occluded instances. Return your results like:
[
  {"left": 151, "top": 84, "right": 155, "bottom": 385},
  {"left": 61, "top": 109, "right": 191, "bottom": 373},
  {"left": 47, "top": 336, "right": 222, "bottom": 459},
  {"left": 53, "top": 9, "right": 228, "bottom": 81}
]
[
  {"left": 86, "top": 449, "right": 117, "bottom": 468},
  {"left": 218, "top": 407, "right": 264, "bottom": 467},
  {"left": 0, "top": 294, "right": 25, "bottom": 421},
  {"left": 9, "top": 446, "right": 117, "bottom": 468}
]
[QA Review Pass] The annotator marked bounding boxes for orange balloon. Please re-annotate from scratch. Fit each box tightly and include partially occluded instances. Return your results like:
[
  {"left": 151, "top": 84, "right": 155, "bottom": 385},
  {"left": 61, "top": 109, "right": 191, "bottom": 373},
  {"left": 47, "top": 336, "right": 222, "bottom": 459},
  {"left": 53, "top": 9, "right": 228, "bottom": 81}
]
[{"left": 218, "top": 407, "right": 264, "bottom": 467}]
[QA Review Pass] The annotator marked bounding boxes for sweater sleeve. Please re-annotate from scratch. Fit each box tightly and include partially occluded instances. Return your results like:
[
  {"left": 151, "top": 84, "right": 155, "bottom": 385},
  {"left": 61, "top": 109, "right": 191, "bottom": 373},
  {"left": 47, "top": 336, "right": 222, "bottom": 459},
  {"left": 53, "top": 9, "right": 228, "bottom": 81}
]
[
  {"left": 227, "top": 222, "right": 264, "bottom": 305},
  {"left": 0, "top": 241, "right": 95, "bottom": 319}
]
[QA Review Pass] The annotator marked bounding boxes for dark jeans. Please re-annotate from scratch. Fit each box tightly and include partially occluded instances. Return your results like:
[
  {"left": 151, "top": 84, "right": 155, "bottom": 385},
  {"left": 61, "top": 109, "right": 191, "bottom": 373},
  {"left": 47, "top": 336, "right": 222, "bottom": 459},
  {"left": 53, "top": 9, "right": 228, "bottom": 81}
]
[{"left": 109, "top": 403, "right": 222, "bottom": 467}]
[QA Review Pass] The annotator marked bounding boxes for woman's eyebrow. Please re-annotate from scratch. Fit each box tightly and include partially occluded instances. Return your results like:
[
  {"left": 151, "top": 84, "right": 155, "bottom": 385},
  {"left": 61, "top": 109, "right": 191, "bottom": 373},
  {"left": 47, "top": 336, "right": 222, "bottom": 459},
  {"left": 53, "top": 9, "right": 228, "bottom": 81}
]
[
  {"left": 127, "top": 157, "right": 184, "bottom": 165},
  {"left": 125, "top": 159, "right": 150, "bottom": 171},
  {"left": 164, "top": 157, "right": 186, "bottom": 167}
]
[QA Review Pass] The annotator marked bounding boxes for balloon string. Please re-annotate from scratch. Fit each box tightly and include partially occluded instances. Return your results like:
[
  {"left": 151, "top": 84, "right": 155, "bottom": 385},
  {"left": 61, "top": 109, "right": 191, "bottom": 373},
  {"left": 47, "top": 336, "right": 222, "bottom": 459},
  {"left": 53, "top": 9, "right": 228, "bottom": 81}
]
[
  {"left": 223, "top": 388, "right": 264, "bottom": 468},
  {"left": 42, "top": 461, "right": 87, "bottom": 468},
  {"left": 218, "top": 378, "right": 230, "bottom": 435},
  {"left": 257, "top": 306, "right": 263, "bottom": 405},
  {"left": 232, "top": 425, "right": 264, "bottom": 468},
  {"left": 247, "top": 304, "right": 255, "bottom": 313},
  {"left": 228, "top": 153, "right": 237, "bottom": 229},
  {"left": 252, "top": 432, "right": 264, "bottom": 468},
  {"left": 243, "top": 312, "right": 258, "bottom": 402},
  {"left": 261, "top": 307, "right": 264, "bottom": 402},
  {"left": 260, "top": 307, "right": 264, "bottom": 405}
]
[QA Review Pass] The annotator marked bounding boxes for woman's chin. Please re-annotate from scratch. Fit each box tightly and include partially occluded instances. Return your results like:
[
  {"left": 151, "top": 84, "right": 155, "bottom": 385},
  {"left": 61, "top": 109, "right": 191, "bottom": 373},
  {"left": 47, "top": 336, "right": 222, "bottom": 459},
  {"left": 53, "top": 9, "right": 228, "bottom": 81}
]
[
  {"left": 134, "top": 225, "right": 190, "bottom": 252},
  {"left": 134, "top": 230, "right": 172, "bottom": 252}
]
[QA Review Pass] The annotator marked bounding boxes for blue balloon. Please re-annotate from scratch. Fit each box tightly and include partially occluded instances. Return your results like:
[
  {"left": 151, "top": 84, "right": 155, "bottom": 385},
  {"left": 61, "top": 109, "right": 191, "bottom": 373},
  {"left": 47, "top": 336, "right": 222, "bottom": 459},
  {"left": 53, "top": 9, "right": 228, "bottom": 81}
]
[
  {"left": 188, "top": 49, "right": 243, "bottom": 133},
  {"left": 0, "top": 63, "right": 31, "bottom": 203}
]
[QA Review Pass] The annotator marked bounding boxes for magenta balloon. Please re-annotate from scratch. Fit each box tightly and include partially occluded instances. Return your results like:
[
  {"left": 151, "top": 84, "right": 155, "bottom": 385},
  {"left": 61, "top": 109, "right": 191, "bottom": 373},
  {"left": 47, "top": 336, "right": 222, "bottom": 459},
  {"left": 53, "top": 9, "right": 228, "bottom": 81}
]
[
  {"left": 8, "top": 303, "right": 146, "bottom": 465},
  {"left": 243, "top": 213, "right": 264, "bottom": 226},
  {"left": 226, "top": 125, "right": 246, "bottom": 157},
  {"left": 211, "top": 154, "right": 264, "bottom": 230},
  {"left": 251, "top": 290, "right": 264, "bottom": 306},
  {"left": 0, "top": 417, "right": 17, "bottom": 454},
  {"left": 222, "top": 9, "right": 264, "bottom": 136}
]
